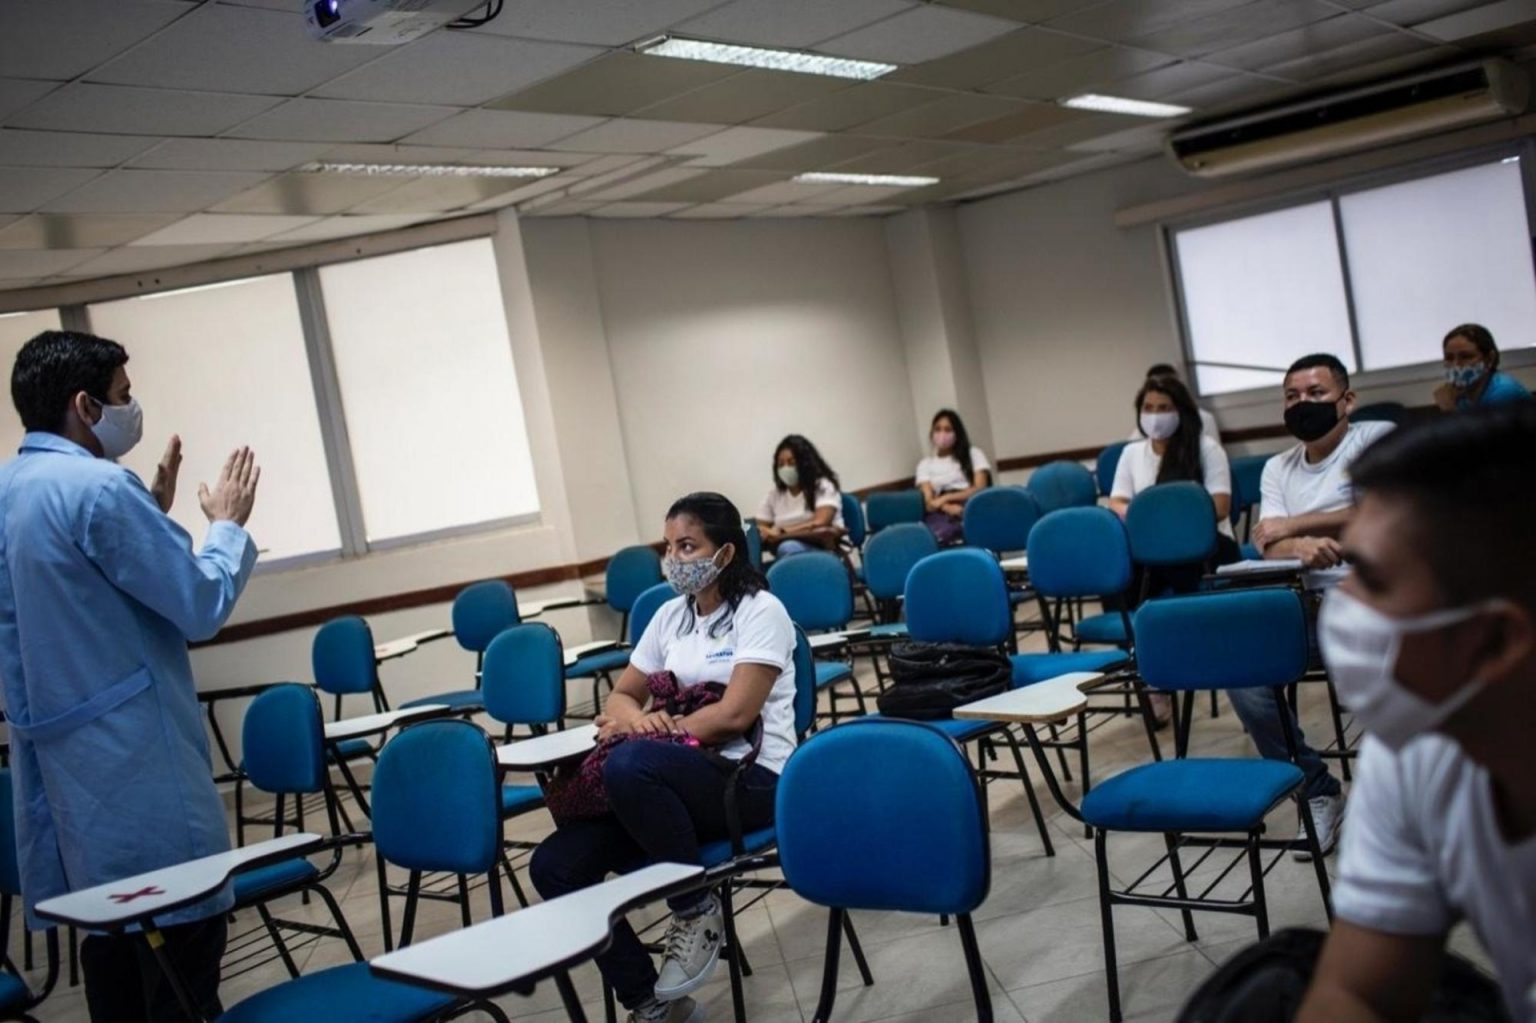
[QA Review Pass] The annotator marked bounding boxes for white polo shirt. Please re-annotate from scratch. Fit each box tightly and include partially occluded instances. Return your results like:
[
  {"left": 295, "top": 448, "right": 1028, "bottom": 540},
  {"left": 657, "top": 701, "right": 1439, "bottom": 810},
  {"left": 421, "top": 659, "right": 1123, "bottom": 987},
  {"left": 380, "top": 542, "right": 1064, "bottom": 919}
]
[
  {"left": 628, "top": 589, "right": 798, "bottom": 775},
  {"left": 756, "top": 478, "right": 844, "bottom": 530},
  {"left": 1110, "top": 434, "right": 1235, "bottom": 540},
  {"left": 916, "top": 446, "right": 992, "bottom": 494}
]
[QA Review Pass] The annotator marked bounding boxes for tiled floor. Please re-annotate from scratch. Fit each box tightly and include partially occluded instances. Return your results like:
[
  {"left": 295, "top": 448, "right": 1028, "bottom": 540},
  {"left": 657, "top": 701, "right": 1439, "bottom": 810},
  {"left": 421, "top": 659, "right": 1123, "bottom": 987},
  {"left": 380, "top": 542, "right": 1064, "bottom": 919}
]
[{"left": 19, "top": 630, "right": 1490, "bottom": 1022}]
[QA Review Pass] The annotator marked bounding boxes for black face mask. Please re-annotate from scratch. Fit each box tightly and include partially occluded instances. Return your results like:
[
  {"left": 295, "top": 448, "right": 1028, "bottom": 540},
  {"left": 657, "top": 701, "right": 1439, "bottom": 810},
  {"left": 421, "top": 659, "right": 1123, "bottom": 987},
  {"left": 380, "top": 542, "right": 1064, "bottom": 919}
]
[{"left": 1284, "top": 399, "right": 1342, "bottom": 442}]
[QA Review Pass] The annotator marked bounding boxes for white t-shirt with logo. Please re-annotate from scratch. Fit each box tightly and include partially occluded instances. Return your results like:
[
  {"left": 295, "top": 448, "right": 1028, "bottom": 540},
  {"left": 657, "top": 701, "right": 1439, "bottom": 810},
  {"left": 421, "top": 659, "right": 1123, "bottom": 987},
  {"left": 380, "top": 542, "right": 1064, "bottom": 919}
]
[
  {"left": 1257, "top": 420, "right": 1394, "bottom": 522},
  {"left": 916, "top": 446, "right": 992, "bottom": 494},
  {"left": 628, "top": 589, "right": 798, "bottom": 775},
  {"left": 756, "top": 478, "right": 844, "bottom": 530},
  {"left": 1334, "top": 735, "right": 1536, "bottom": 1022},
  {"left": 1110, "top": 434, "right": 1235, "bottom": 540}
]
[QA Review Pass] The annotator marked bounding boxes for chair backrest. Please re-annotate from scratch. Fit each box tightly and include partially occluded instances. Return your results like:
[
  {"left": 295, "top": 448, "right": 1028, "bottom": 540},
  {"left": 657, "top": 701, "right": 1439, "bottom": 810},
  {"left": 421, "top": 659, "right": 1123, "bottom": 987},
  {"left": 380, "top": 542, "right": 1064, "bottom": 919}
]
[
  {"left": 0, "top": 769, "right": 20, "bottom": 898},
  {"left": 1026, "top": 507, "right": 1133, "bottom": 600},
  {"left": 904, "top": 548, "right": 1011, "bottom": 646},
  {"left": 767, "top": 551, "right": 853, "bottom": 633},
  {"left": 743, "top": 520, "right": 763, "bottom": 571},
  {"left": 481, "top": 623, "right": 566, "bottom": 727},
  {"left": 840, "top": 492, "right": 867, "bottom": 549},
  {"left": 777, "top": 718, "right": 988, "bottom": 915},
  {"left": 864, "top": 490, "right": 924, "bottom": 534},
  {"left": 1125, "top": 481, "right": 1216, "bottom": 567},
  {"left": 1353, "top": 401, "right": 1406, "bottom": 425},
  {"left": 1134, "top": 589, "right": 1308, "bottom": 692},
  {"left": 1095, "top": 441, "right": 1129, "bottom": 497},
  {"left": 372, "top": 721, "right": 501, "bottom": 875},
  {"left": 862, "top": 523, "right": 938, "bottom": 601},
  {"left": 961, "top": 486, "right": 1041, "bottom": 555},
  {"left": 1228, "top": 454, "right": 1273, "bottom": 522},
  {"left": 605, "top": 546, "right": 663, "bottom": 614},
  {"left": 791, "top": 625, "right": 817, "bottom": 740},
  {"left": 1026, "top": 460, "right": 1098, "bottom": 514},
  {"left": 452, "top": 580, "right": 521, "bottom": 655},
  {"left": 628, "top": 582, "right": 675, "bottom": 645},
  {"left": 242, "top": 684, "right": 326, "bottom": 797},
  {"left": 312, "top": 616, "right": 378, "bottom": 696}
]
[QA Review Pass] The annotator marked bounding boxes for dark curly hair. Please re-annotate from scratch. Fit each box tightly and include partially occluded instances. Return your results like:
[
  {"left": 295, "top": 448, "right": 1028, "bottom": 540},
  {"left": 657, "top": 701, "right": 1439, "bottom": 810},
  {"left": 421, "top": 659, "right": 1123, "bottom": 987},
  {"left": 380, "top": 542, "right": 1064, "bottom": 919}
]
[
  {"left": 771, "top": 434, "right": 840, "bottom": 513},
  {"left": 1135, "top": 374, "right": 1205, "bottom": 485}
]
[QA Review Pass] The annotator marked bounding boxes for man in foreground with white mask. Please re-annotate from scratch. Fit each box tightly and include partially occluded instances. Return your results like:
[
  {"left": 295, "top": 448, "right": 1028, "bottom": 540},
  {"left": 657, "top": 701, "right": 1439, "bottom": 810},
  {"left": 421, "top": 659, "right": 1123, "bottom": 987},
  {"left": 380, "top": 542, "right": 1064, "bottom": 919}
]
[
  {"left": 0, "top": 330, "right": 261, "bottom": 1022},
  {"left": 1298, "top": 402, "right": 1536, "bottom": 1022}
]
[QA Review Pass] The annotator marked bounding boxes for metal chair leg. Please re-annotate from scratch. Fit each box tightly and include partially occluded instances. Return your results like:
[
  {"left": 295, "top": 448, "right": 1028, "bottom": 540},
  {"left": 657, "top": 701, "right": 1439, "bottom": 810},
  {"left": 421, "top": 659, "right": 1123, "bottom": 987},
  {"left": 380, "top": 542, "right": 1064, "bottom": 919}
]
[
  {"left": 1094, "top": 830, "right": 1123, "bottom": 1023},
  {"left": 555, "top": 970, "right": 589, "bottom": 1023},
  {"left": 956, "top": 913, "right": 993, "bottom": 1023},
  {"left": 1247, "top": 833, "right": 1271, "bottom": 940},
  {"left": 1001, "top": 730, "right": 1054, "bottom": 857},
  {"left": 255, "top": 904, "right": 301, "bottom": 979},
  {"left": 1163, "top": 834, "right": 1198, "bottom": 942},
  {"left": 720, "top": 886, "right": 748, "bottom": 1023},
  {"left": 841, "top": 912, "right": 874, "bottom": 987},
  {"left": 1296, "top": 793, "right": 1334, "bottom": 917},
  {"left": 811, "top": 909, "right": 844, "bottom": 1023}
]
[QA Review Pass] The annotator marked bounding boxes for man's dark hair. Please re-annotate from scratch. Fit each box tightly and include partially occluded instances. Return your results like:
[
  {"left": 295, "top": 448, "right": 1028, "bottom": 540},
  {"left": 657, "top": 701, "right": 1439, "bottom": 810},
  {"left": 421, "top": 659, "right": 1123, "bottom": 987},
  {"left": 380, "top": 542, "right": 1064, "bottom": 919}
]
[
  {"left": 1146, "top": 362, "right": 1179, "bottom": 378},
  {"left": 1284, "top": 353, "right": 1349, "bottom": 391},
  {"left": 11, "top": 330, "right": 128, "bottom": 434},
  {"left": 1351, "top": 402, "right": 1536, "bottom": 608}
]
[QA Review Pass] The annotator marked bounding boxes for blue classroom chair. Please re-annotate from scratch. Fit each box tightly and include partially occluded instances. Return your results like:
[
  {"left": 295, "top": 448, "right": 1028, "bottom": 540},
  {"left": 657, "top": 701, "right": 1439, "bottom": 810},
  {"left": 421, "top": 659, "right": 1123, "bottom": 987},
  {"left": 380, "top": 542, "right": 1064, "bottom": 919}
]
[
  {"left": 1227, "top": 454, "right": 1273, "bottom": 542},
  {"left": 1095, "top": 441, "right": 1129, "bottom": 498},
  {"left": 0, "top": 769, "right": 57, "bottom": 1023},
  {"left": 861, "top": 522, "right": 937, "bottom": 638},
  {"left": 1026, "top": 460, "right": 1097, "bottom": 514},
  {"left": 863, "top": 490, "right": 924, "bottom": 534},
  {"left": 767, "top": 551, "right": 863, "bottom": 721},
  {"left": 565, "top": 546, "right": 663, "bottom": 712},
  {"left": 400, "top": 579, "right": 523, "bottom": 715}
]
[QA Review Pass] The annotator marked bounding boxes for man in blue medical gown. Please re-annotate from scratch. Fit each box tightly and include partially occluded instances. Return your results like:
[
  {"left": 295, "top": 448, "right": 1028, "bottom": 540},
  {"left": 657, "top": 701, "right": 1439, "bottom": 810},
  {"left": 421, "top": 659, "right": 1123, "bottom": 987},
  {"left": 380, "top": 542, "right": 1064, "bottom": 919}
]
[{"left": 0, "top": 330, "right": 260, "bottom": 1021}]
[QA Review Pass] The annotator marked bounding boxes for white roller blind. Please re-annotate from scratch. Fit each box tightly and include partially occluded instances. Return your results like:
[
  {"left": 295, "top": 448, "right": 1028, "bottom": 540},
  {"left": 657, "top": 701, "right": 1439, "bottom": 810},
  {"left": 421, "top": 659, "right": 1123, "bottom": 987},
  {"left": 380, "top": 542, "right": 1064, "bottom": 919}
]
[
  {"left": 0, "top": 309, "right": 63, "bottom": 458},
  {"left": 1174, "top": 201, "right": 1357, "bottom": 396},
  {"left": 317, "top": 238, "right": 538, "bottom": 543},
  {"left": 1341, "top": 159, "right": 1536, "bottom": 370},
  {"left": 89, "top": 276, "right": 342, "bottom": 561}
]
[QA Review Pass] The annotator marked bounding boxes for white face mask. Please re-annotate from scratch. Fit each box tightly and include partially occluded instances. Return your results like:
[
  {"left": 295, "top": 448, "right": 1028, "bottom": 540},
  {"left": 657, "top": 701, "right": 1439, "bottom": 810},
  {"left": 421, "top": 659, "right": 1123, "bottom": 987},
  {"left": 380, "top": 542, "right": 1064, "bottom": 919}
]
[
  {"left": 777, "top": 465, "right": 799, "bottom": 488},
  {"left": 1140, "top": 410, "right": 1180, "bottom": 440},
  {"left": 1318, "top": 587, "right": 1492, "bottom": 751},
  {"left": 90, "top": 396, "right": 143, "bottom": 460}
]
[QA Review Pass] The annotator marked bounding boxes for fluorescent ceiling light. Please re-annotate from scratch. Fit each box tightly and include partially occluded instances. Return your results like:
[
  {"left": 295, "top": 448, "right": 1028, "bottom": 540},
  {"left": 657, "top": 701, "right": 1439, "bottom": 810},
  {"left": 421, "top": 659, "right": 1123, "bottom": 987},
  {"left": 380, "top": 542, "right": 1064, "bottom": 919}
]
[
  {"left": 637, "top": 36, "right": 895, "bottom": 81},
  {"left": 1060, "top": 93, "right": 1192, "bottom": 118},
  {"left": 794, "top": 172, "right": 938, "bottom": 188},
  {"left": 301, "top": 162, "right": 559, "bottom": 179}
]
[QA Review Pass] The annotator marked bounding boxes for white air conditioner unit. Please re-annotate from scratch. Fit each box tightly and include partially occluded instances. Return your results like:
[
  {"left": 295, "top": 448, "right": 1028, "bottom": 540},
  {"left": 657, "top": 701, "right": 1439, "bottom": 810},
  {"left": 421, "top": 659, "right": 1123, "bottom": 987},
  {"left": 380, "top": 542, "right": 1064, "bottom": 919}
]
[{"left": 1167, "top": 60, "right": 1530, "bottom": 178}]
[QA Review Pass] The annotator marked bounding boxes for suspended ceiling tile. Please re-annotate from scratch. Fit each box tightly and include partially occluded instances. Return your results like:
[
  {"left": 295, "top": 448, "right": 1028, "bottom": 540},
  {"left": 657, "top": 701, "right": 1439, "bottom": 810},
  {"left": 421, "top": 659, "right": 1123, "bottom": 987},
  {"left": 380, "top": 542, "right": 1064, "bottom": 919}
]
[
  {"left": 1103, "top": 60, "right": 1236, "bottom": 99},
  {"left": 934, "top": 0, "right": 1118, "bottom": 20},
  {"left": 626, "top": 168, "right": 790, "bottom": 202},
  {"left": 0, "top": 130, "right": 162, "bottom": 168},
  {"left": 469, "top": 174, "right": 574, "bottom": 208},
  {"left": 751, "top": 81, "right": 946, "bottom": 132},
  {"left": 984, "top": 47, "right": 1174, "bottom": 99},
  {"left": 629, "top": 70, "right": 854, "bottom": 125},
  {"left": 818, "top": 4, "right": 1020, "bottom": 63},
  {"left": 941, "top": 102, "right": 1087, "bottom": 142},
  {"left": 311, "top": 143, "right": 479, "bottom": 164},
  {"left": 1415, "top": 0, "right": 1536, "bottom": 40},
  {"left": 526, "top": 199, "right": 605, "bottom": 216},
  {"left": 1302, "top": 43, "right": 1459, "bottom": 87},
  {"left": 64, "top": 243, "right": 240, "bottom": 280},
  {"left": 1360, "top": 0, "right": 1489, "bottom": 24},
  {"left": 227, "top": 98, "right": 459, "bottom": 143},
  {"left": 824, "top": 204, "right": 905, "bottom": 216},
  {"left": 548, "top": 118, "right": 726, "bottom": 153},
  {"left": 566, "top": 154, "right": 654, "bottom": 176},
  {"left": 913, "top": 147, "right": 1080, "bottom": 179},
  {"left": 41, "top": 169, "right": 271, "bottom": 214},
  {"left": 748, "top": 203, "right": 846, "bottom": 217},
  {"left": 210, "top": 172, "right": 408, "bottom": 215},
  {"left": 801, "top": 183, "right": 921, "bottom": 204},
  {"left": 129, "top": 138, "right": 330, "bottom": 172},
  {"left": 1007, "top": 110, "right": 1145, "bottom": 148},
  {"left": 487, "top": 53, "right": 738, "bottom": 118},
  {"left": 726, "top": 134, "right": 893, "bottom": 171},
  {"left": 399, "top": 109, "right": 604, "bottom": 149},
  {"left": 1261, "top": 31, "right": 1430, "bottom": 78},
  {"left": 587, "top": 202, "right": 694, "bottom": 217},
  {"left": 0, "top": 168, "right": 106, "bottom": 214},
  {"left": 1044, "top": 0, "right": 1256, "bottom": 42},
  {"left": 459, "top": 150, "right": 601, "bottom": 169},
  {"left": 477, "top": 0, "right": 725, "bottom": 46},
  {"left": 1201, "top": 13, "right": 1388, "bottom": 70},
  {"left": 0, "top": 213, "right": 179, "bottom": 249},
  {"left": 573, "top": 165, "right": 707, "bottom": 201},
  {"left": 819, "top": 139, "right": 975, "bottom": 173},
  {"left": 264, "top": 213, "right": 437, "bottom": 244},
  {"left": 345, "top": 175, "right": 537, "bottom": 214},
  {"left": 1128, "top": 0, "right": 1343, "bottom": 58},
  {"left": 0, "top": 79, "right": 59, "bottom": 124},
  {"left": 86, "top": 4, "right": 380, "bottom": 95},
  {"left": 1067, "top": 121, "right": 1175, "bottom": 152},
  {"left": 885, "top": 27, "right": 1102, "bottom": 89},
  {"left": 1164, "top": 72, "right": 1294, "bottom": 108},
  {"left": 720, "top": 179, "right": 845, "bottom": 204},
  {"left": 675, "top": 0, "right": 917, "bottom": 48},
  {"left": 0, "top": 1, "right": 191, "bottom": 82},
  {"left": 669, "top": 126, "right": 825, "bottom": 166},
  {"left": 129, "top": 213, "right": 320, "bottom": 246},
  {"left": 313, "top": 33, "right": 603, "bottom": 107},
  {"left": 6, "top": 83, "right": 282, "bottom": 137},
  {"left": 0, "top": 248, "right": 106, "bottom": 277},
  {"left": 854, "top": 93, "right": 1027, "bottom": 139},
  {"left": 668, "top": 202, "right": 764, "bottom": 218},
  {"left": 563, "top": 155, "right": 672, "bottom": 194}
]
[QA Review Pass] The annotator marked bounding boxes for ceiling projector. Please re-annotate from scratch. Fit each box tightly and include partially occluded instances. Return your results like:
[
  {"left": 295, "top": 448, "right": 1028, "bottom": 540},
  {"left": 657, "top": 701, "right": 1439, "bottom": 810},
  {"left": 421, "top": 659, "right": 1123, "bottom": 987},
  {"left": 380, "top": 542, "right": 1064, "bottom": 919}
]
[{"left": 304, "top": 0, "right": 493, "bottom": 43}]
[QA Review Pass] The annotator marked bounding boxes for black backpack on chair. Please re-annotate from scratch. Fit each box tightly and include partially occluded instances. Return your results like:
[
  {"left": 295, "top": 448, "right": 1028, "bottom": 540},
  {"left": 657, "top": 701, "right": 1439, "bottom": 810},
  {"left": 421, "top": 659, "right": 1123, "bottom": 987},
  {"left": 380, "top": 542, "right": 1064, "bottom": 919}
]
[{"left": 874, "top": 642, "right": 1011, "bottom": 721}]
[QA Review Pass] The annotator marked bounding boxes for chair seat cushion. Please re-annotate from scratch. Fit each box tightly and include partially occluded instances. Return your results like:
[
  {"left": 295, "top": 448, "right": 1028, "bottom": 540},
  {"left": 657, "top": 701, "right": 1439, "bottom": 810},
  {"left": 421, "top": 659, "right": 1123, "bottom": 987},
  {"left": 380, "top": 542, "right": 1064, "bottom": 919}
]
[
  {"left": 565, "top": 649, "right": 632, "bottom": 679},
  {"left": 217, "top": 961, "right": 457, "bottom": 1023},
  {"left": 0, "top": 970, "right": 29, "bottom": 1011},
  {"left": 501, "top": 784, "right": 544, "bottom": 816},
  {"left": 814, "top": 661, "right": 854, "bottom": 689},
  {"left": 698, "top": 826, "right": 777, "bottom": 869},
  {"left": 1081, "top": 759, "right": 1304, "bottom": 832},
  {"left": 1010, "top": 650, "right": 1129, "bottom": 688},
  {"left": 400, "top": 690, "right": 483, "bottom": 712},
  {"left": 1074, "top": 612, "right": 1128, "bottom": 646},
  {"left": 867, "top": 622, "right": 908, "bottom": 639},
  {"left": 864, "top": 713, "right": 997, "bottom": 742},
  {"left": 232, "top": 857, "right": 321, "bottom": 905},
  {"left": 329, "top": 738, "right": 374, "bottom": 761}
]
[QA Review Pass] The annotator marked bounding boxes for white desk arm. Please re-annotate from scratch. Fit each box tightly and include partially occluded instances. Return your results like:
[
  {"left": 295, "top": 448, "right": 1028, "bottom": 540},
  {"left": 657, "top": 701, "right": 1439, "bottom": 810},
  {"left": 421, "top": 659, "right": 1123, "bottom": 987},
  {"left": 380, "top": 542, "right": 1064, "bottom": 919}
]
[
  {"left": 323, "top": 704, "right": 451, "bottom": 743},
  {"left": 952, "top": 671, "right": 1104, "bottom": 726},
  {"left": 497, "top": 723, "right": 600, "bottom": 772}
]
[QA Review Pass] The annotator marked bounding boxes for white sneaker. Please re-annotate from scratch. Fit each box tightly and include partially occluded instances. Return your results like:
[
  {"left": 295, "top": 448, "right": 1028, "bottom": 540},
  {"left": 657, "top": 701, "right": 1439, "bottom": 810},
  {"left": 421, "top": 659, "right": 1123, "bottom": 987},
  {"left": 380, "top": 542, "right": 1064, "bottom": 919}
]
[
  {"left": 654, "top": 897, "right": 724, "bottom": 1001},
  {"left": 630, "top": 996, "right": 703, "bottom": 1023},
  {"left": 1294, "top": 794, "right": 1344, "bottom": 861}
]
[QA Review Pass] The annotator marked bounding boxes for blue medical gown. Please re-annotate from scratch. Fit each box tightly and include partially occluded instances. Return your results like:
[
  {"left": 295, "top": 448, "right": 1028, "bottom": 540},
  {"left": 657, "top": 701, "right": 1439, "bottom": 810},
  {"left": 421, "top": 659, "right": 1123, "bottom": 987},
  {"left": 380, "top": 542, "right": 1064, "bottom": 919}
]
[{"left": 0, "top": 433, "right": 257, "bottom": 928}]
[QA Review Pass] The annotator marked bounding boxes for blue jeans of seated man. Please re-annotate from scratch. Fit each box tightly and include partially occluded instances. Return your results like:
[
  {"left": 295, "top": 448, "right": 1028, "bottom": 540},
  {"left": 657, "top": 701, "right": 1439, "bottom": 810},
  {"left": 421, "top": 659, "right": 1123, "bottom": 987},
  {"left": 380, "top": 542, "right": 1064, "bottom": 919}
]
[
  {"left": 775, "top": 539, "right": 816, "bottom": 557},
  {"left": 1226, "top": 687, "right": 1340, "bottom": 801},
  {"left": 529, "top": 740, "right": 778, "bottom": 1011}
]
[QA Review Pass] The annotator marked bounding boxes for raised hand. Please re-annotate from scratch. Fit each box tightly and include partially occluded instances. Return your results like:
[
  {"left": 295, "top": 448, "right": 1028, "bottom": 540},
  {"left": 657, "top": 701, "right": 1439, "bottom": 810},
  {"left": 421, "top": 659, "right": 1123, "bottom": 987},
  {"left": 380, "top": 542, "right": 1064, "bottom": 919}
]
[
  {"left": 198, "top": 447, "right": 261, "bottom": 527},
  {"left": 149, "top": 435, "right": 182, "bottom": 513}
]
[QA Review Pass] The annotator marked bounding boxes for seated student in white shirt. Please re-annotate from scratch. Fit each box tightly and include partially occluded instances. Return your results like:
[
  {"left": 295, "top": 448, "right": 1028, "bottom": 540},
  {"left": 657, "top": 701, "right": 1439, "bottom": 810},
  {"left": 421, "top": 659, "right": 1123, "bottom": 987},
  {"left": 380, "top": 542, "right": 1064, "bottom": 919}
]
[
  {"left": 529, "top": 492, "right": 797, "bottom": 1023},
  {"left": 1126, "top": 362, "right": 1220, "bottom": 441},
  {"left": 915, "top": 408, "right": 991, "bottom": 546},
  {"left": 1298, "top": 403, "right": 1536, "bottom": 1023},
  {"left": 755, "top": 434, "right": 845, "bottom": 558}
]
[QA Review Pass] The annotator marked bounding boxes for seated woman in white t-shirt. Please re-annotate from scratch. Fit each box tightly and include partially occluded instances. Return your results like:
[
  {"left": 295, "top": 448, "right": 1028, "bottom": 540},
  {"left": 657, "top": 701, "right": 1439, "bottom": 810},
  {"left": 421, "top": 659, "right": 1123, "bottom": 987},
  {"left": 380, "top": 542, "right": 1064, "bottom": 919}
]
[
  {"left": 529, "top": 493, "right": 797, "bottom": 1023},
  {"left": 915, "top": 408, "right": 992, "bottom": 546},
  {"left": 756, "top": 434, "right": 845, "bottom": 558}
]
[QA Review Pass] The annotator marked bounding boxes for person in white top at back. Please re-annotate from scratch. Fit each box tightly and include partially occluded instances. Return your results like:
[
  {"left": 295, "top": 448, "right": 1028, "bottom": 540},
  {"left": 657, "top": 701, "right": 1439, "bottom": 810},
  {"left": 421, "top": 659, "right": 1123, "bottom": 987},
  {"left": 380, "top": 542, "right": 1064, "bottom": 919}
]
[
  {"left": 915, "top": 407, "right": 992, "bottom": 546},
  {"left": 1296, "top": 403, "right": 1536, "bottom": 1023},
  {"left": 1125, "top": 362, "right": 1220, "bottom": 441},
  {"left": 755, "top": 434, "right": 845, "bottom": 559}
]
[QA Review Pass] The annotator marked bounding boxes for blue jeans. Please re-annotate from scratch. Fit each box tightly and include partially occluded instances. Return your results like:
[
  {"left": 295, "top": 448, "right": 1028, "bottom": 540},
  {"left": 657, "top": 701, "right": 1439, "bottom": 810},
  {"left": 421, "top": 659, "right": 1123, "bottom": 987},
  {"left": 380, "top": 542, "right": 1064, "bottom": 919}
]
[
  {"left": 529, "top": 741, "right": 778, "bottom": 1010},
  {"left": 774, "top": 539, "right": 816, "bottom": 557},
  {"left": 1227, "top": 686, "right": 1340, "bottom": 801}
]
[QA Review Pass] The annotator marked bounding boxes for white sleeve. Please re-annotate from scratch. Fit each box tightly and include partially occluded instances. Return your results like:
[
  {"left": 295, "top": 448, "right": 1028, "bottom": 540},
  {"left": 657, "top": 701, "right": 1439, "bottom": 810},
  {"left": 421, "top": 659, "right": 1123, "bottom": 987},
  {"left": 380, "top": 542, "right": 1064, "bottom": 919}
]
[
  {"left": 1111, "top": 444, "right": 1138, "bottom": 500},
  {"left": 970, "top": 447, "right": 992, "bottom": 477},
  {"left": 1331, "top": 739, "right": 1455, "bottom": 936},
  {"left": 731, "top": 594, "right": 794, "bottom": 671},
  {"left": 628, "top": 600, "right": 677, "bottom": 676},
  {"left": 755, "top": 490, "right": 777, "bottom": 523},
  {"left": 1257, "top": 456, "right": 1288, "bottom": 521},
  {"left": 1201, "top": 437, "right": 1232, "bottom": 496},
  {"left": 814, "top": 479, "right": 841, "bottom": 510},
  {"left": 914, "top": 458, "right": 936, "bottom": 486}
]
